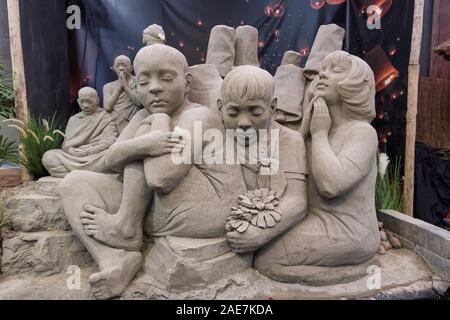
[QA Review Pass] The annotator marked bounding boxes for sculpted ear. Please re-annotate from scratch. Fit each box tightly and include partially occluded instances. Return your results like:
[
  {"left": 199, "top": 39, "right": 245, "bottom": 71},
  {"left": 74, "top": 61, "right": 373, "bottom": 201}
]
[
  {"left": 185, "top": 73, "right": 193, "bottom": 93},
  {"left": 217, "top": 99, "right": 223, "bottom": 112},
  {"left": 271, "top": 98, "right": 278, "bottom": 114}
]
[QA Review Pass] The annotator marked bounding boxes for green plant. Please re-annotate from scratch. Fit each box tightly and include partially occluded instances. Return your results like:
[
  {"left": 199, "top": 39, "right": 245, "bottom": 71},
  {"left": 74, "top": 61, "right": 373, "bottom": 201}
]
[
  {"left": 0, "top": 62, "right": 15, "bottom": 119},
  {"left": 0, "top": 135, "right": 18, "bottom": 166},
  {"left": 6, "top": 115, "right": 65, "bottom": 180},
  {"left": 375, "top": 152, "right": 404, "bottom": 212},
  {"left": 0, "top": 198, "right": 5, "bottom": 229}
]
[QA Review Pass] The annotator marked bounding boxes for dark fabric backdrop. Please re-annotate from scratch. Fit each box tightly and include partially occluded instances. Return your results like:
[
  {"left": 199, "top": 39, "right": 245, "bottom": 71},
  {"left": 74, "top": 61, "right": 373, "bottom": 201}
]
[{"left": 65, "top": 0, "right": 415, "bottom": 157}]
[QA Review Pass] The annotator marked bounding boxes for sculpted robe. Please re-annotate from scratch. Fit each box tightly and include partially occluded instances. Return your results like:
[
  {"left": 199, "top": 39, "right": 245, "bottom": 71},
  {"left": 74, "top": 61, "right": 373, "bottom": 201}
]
[
  {"left": 42, "top": 110, "right": 118, "bottom": 178},
  {"left": 103, "top": 78, "right": 140, "bottom": 133}
]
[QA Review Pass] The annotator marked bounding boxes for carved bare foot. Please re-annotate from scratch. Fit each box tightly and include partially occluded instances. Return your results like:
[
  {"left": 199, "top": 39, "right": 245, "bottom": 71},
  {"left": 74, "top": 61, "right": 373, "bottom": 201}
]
[
  {"left": 89, "top": 251, "right": 142, "bottom": 300},
  {"left": 80, "top": 205, "right": 143, "bottom": 251}
]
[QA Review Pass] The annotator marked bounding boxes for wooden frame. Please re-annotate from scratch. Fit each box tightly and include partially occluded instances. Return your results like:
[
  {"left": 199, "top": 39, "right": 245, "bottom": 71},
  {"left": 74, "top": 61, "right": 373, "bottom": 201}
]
[{"left": 404, "top": 0, "right": 425, "bottom": 216}]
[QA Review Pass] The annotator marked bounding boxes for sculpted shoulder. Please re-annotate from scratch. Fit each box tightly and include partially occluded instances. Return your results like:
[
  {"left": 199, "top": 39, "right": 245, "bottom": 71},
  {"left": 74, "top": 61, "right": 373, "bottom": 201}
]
[
  {"left": 181, "top": 103, "right": 222, "bottom": 129},
  {"left": 103, "top": 80, "right": 119, "bottom": 91},
  {"left": 347, "top": 122, "right": 378, "bottom": 145}
]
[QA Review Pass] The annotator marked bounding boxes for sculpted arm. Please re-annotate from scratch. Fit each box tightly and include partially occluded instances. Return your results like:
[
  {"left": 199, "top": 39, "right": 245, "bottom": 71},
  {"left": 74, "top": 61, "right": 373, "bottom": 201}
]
[
  {"left": 105, "top": 109, "right": 152, "bottom": 171},
  {"left": 103, "top": 83, "right": 122, "bottom": 113},
  {"left": 143, "top": 109, "right": 211, "bottom": 194},
  {"left": 228, "top": 138, "right": 308, "bottom": 253},
  {"left": 311, "top": 126, "right": 378, "bottom": 199}
]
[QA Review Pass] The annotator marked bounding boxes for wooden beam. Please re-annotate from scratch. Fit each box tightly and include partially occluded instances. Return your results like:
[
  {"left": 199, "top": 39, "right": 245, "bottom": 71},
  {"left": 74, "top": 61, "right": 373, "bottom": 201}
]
[
  {"left": 404, "top": 0, "right": 425, "bottom": 216},
  {"left": 7, "top": 0, "right": 31, "bottom": 183},
  {"left": 7, "top": 0, "right": 28, "bottom": 124}
]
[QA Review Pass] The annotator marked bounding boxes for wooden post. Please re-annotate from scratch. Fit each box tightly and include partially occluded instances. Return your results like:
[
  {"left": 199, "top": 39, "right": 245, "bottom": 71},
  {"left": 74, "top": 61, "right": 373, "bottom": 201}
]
[
  {"left": 404, "top": 0, "right": 425, "bottom": 216},
  {"left": 7, "top": 0, "right": 32, "bottom": 182},
  {"left": 7, "top": 0, "right": 28, "bottom": 124}
]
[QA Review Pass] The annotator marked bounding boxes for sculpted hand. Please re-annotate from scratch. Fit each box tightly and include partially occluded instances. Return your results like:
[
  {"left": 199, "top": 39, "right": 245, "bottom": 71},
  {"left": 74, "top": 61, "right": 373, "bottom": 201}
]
[
  {"left": 310, "top": 97, "right": 331, "bottom": 137},
  {"left": 299, "top": 96, "right": 320, "bottom": 140},
  {"left": 141, "top": 130, "right": 185, "bottom": 157},
  {"left": 227, "top": 225, "right": 269, "bottom": 254},
  {"left": 119, "top": 72, "right": 128, "bottom": 90}
]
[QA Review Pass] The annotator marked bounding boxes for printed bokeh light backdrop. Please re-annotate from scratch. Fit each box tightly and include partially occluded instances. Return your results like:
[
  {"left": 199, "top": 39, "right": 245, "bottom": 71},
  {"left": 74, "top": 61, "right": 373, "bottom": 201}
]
[{"left": 67, "top": 0, "right": 415, "bottom": 157}]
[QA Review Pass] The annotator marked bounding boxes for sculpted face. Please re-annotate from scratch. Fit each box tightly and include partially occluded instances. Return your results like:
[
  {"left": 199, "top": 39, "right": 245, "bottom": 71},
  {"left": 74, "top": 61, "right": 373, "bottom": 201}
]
[
  {"left": 77, "top": 89, "right": 99, "bottom": 116},
  {"left": 221, "top": 98, "right": 276, "bottom": 147},
  {"left": 135, "top": 49, "right": 190, "bottom": 115},
  {"left": 221, "top": 98, "right": 275, "bottom": 132},
  {"left": 219, "top": 66, "right": 276, "bottom": 146},
  {"left": 113, "top": 56, "right": 133, "bottom": 77},
  {"left": 316, "top": 55, "right": 352, "bottom": 105}
]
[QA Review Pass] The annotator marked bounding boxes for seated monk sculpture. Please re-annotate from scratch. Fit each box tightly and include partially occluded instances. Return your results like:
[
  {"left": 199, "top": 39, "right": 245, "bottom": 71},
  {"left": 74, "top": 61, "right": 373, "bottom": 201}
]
[
  {"left": 42, "top": 87, "right": 118, "bottom": 178},
  {"left": 58, "top": 44, "right": 245, "bottom": 300},
  {"left": 218, "top": 65, "right": 308, "bottom": 255},
  {"left": 255, "top": 51, "right": 380, "bottom": 285},
  {"left": 103, "top": 55, "right": 142, "bottom": 133}
]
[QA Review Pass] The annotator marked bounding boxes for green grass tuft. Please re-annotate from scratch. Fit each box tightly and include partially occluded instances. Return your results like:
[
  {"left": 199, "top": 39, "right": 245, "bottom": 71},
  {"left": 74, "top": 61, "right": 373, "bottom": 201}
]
[{"left": 375, "top": 153, "right": 404, "bottom": 212}]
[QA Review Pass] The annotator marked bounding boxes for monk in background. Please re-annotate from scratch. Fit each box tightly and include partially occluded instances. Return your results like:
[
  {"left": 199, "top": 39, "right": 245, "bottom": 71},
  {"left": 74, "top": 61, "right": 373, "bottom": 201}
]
[
  {"left": 104, "top": 55, "right": 142, "bottom": 133},
  {"left": 43, "top": 87, "right": 118, "bottom": 178}
]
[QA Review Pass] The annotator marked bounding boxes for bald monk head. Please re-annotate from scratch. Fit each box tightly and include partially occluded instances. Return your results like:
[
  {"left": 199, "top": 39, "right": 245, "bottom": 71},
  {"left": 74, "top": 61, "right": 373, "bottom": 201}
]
[
  {"left": 78, "top": 87, "right": 100, "bottom": 116},
  {"left": 112, "top": 55, "right": 133, "bottom": 78},
  {"left": 133, "top": 44, "right": 192, "bottom": 116}
]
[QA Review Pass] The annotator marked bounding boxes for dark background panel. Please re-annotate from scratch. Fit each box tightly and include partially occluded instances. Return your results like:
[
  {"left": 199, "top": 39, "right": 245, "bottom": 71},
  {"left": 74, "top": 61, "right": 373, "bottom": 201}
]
[{"left": 19, "top": 0, "right": 71, "bottom": 122}]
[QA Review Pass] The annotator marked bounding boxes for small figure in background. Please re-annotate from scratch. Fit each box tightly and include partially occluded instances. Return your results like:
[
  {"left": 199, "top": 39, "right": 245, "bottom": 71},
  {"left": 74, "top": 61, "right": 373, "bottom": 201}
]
[
  {"left": 143, "top": 24, "right": 166, "bottom": 46},
  {"left": 104, "top": 55, "right": 142, "bottom": 133},
  {"left": 42, "top": 87, "right": 118, "bottom": 178}
]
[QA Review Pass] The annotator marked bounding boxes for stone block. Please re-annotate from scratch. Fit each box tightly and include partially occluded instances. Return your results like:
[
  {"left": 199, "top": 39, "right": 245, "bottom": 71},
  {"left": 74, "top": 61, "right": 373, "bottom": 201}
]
[
  {"left": 378, "top": 210, "right": 450, "bottom": 260},
  {"left": 1, "top": 231, "right": 93, "bottom": 277},
  {"left": 35, "top": 177, "right": 63, "bottom": 196},
  {"left": 144, "top": 236, "right": 252, "bottom": 290},
  {"left": 414, "top": 245, "right": 450, "bottom": 282},
  {"left": 5, "top": 192, "right": 69, "bottom": 232}
]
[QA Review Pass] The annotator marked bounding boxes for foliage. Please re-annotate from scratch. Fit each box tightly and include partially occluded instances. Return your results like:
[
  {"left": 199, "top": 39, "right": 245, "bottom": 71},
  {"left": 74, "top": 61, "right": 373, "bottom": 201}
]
[
  {"left": 0, "top": 135, "right": 18, "bottom": 166},
  {"left": 375, "top": 152, "right": 404, "bottom": 212},
  {"left": 0, "top": 197, "right": 5, "bottom": 230},
  {"left": 5, "top": 115, "right": 65, "bottom": 180},
  {"left": 0, "top": 62, "right": 15, "bottom": 119}
]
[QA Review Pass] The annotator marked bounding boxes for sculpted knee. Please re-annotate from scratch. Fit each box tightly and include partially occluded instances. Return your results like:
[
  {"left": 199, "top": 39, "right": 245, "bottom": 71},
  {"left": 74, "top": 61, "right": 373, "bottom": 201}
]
[
  {"left": 42, "top": 150, "right": 59, "bottom": 168},
  {"left": 58, "top": 170, "right": 92, "bottom": 196},
  {"left": 254, "top": 239, "right": 288, "bottom": 273}
]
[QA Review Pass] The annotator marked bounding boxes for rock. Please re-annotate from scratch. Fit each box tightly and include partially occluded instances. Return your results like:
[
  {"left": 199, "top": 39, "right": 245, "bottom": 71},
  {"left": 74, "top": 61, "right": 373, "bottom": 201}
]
[
  {"left": 378, "top": 222, "right": 384, "bottom": 229},
  {"left": 125, "top": 248, "right": 437, "bottom": 300},
  {"left": 5, "top": 192, "right": 69, "bottom": 232},
  {"left": 377, "top": 245, "right": 386, "bottom": 255},
  {"left": 0, "top": 267, "right": 95, "bottom": 300},
  {"left": 35, "top": 177, "right": 63, "bottom": 196},
  {"left": 144, "top": 236, "right": 252, "bottom": 290},
  {"left": 386, "top": 231, "right": 402, "bottom": 249},
  {"left": 0, "top": 248, "right": 439, "bottom": 300},
  {"left": 380, "top": 231, "right": 388, "bottom": 242},
  {"left": 1, "top": 231, "right": 93, "bottom": 277},
  {"left": 381, "top": 240, "right": 393, "bottom": 251}
]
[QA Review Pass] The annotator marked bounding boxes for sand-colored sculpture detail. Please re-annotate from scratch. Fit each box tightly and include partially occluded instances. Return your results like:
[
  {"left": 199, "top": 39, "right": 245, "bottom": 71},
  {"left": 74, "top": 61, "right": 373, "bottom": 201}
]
[
  {"left": 275, "top": 24, "right": 345, "bottom": 130},
  {"left": 234, "top": 25, "right": 260, "bottom": 67},
  {"left": 59, "top": 44, "right": 244, "bottom": 300},
  {"left": 104, "top": 55, "right": 142, "bottom": 133},
  {"left": 206, "top": 25, "right": 236, "bottom": 78},
  {"left": 143, "top": 24, "right": 166, "bottom": 46},
  {"left": 218, "top": 66, "right": 308, "bottom": 254},
  {"left": 42, "top": 87, "right": 118, "bottom": 178},
  {"left": 187, "top": 64, "right": 223, "bottom": 114},
  {"left": 255, "top": 51, "right": 380, "bottom": 285},
  {"left": 206, "top": 25, "right": 261, "bottom": 78},
  {"left": 45, "top": 23, "right": 382, "bottom": 297}
]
